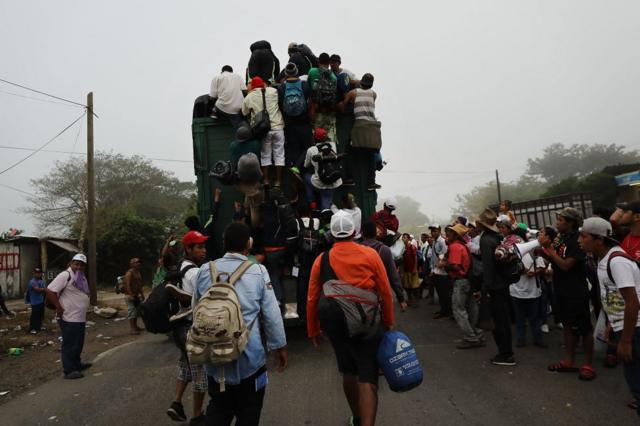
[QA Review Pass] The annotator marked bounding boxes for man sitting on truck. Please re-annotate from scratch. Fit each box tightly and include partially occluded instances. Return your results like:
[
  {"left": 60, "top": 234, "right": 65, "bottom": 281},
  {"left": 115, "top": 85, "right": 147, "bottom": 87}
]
[
  {"left": 209, "top": 65, "right": 246, "bottom": 129},
  {"left": 242, "top": 76, "right": 286, "bottom": 188}
]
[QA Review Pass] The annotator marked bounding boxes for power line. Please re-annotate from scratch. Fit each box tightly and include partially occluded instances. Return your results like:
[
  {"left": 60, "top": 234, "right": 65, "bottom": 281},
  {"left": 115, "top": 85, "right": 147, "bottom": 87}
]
[
  {"left": 0, "top": 112, "right": 86, "bottom": 176},
  {"left": 0, "top": 183, "right": 33, "bottom": 196},
  {"left": 0, "top": 78, "right": 87, "bottom": 108},
  {"left": 0, "top": 145, "right": 192, "bottom": 164},
  {"left": 0, "top": 89, "right": 84, "bottom": 108},
  {"left": 381, "top": 169, "right": 493, "bottom": 175}
]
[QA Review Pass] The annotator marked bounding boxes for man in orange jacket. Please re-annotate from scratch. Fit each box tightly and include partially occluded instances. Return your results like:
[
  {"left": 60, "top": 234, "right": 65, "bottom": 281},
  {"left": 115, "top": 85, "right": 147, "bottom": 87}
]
[{"left": 307, "top": 210, "right": 395, "bottom": 426}]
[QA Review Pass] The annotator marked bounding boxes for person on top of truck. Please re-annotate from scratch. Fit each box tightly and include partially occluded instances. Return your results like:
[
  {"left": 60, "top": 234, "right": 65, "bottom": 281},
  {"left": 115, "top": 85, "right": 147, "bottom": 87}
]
[
  {"left": 303, "top": 127, "right": 343, "bottom": 211},
  {"left": 308, "top": 53, "right": 338, "bottom": 142},
  {"left": 277, "top": 63, "right": 312, "bottom": 173},
  {"left": 242, "top": 76, "right": 286, "bottom": 188},
  {"left": 247, "top": 40, "right": 280, "bottom": 85},
  {"left": 209, "top": 65, "right": 246, "bottom": 129}
]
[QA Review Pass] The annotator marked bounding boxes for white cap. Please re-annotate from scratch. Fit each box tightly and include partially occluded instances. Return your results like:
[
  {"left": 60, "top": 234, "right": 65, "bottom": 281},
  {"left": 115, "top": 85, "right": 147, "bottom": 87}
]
[
  {"left": 330, "top": 210, "right": 355, "bottom": 238},
  {"left": 580, "top": 217, "right": 618, "bottom": 243},
  {"left": 72, "top": 253, "right": 87, "bottom": 263},
  {"left": 384, "top": 197, "right": 397, "bottom": 210}
]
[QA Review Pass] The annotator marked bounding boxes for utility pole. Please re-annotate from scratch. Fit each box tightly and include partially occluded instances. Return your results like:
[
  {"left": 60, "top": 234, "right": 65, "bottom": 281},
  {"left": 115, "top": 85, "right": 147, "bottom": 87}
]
[
  {"left": 87, "top": 92, "right": 97, "bottom": 305},
  {"left": 495, "top": 169, "right": 502, "bottom": 204}
]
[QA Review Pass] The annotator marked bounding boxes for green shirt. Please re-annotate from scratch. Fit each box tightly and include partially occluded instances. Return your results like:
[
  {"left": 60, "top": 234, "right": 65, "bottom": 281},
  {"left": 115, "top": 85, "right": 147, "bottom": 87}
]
[{"left": 307, "top": 67, "right": 337, "bottom": 92}]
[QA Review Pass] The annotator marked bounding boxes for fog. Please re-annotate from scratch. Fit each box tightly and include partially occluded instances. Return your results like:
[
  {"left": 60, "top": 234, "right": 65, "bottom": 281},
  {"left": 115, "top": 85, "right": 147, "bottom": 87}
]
[{"left": 1, "top": 0, "right": 639, "bottom": 234}]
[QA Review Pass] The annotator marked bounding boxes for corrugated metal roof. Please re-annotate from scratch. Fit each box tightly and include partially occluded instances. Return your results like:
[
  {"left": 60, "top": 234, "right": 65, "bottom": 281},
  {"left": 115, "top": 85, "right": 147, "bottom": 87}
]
[{"left": 47, "top": 239, "right": 80, "bottom": 253}]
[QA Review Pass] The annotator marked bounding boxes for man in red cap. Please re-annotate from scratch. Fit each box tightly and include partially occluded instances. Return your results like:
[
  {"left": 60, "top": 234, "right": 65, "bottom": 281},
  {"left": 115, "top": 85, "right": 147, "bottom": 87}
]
[
  {"left": 303, "top": 127, "right": 343, "bottom": 210},
  {"left": 242, "top": 76, "right": 285, "bottom": 188},
  {"left": 166, "top": 230, "right": 209, "bottom": 425}
]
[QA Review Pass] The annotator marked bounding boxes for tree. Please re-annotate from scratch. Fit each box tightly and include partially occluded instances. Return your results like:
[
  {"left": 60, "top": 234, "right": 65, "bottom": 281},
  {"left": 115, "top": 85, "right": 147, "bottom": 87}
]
[
  {"left": 543, "top": 172, "right": 619, "bottom": 210},
  {"left": 527, "top": 143, "right": 639, "bottom": 185},
  {"left": 455, "top": 175, "right": 543, "bottom": 218}
]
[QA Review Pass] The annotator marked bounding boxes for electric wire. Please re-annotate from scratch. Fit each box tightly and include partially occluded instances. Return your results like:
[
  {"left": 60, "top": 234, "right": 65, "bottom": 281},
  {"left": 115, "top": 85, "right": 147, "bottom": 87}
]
[{"left": 0, "top": 77, "right": 87, "bottom": 108}]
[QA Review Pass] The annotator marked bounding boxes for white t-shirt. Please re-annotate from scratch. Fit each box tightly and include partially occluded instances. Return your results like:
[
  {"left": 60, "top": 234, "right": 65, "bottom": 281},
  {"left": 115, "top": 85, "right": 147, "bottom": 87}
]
[
  {"left": 304, "top": 142, "right": 342, "bottom": 189},
  {"left": 47, "top": 268, "right": 90, "bottom": 323},
  {"left": 597, "top": 247, "right": 640, "bottom": 332},
  {"left": 510, "top": 254, "right": 545, "bottom": 299},
  {"left": 210, "top": 71, "right": 246, "bottom": 115},
  {"left": 180, "top": 260, "right": 199, "bottom": 297}
]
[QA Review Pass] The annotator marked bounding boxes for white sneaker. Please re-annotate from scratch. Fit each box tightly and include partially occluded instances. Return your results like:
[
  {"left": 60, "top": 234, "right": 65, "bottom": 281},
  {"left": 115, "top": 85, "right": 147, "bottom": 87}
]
[
  {"left": 30, "top": 330, "right": 37, "bottom": 335},
  {"left": 541, "top": 324, "right": 549, "bottom": 334}
]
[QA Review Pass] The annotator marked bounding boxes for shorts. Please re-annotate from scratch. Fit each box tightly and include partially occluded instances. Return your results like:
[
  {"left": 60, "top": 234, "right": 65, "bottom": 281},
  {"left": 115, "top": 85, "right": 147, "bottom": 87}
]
[
  {"left": 260, "top": 129, "right": 285, "bottom": 166},
  {"left": 555, "top": 295, "right": 592, "bottom": 336},
  {"left": 178, "top": 358, "right": 208, "bottom": 393},
  {"left": 319, "top": 298, "right": 381, "bottom": 385},
  {"left": 125, "top": 297, "right": 139, "bottom": 319},
  {"left": 402, "top": 271, "right": 420, "bottom": 289}
]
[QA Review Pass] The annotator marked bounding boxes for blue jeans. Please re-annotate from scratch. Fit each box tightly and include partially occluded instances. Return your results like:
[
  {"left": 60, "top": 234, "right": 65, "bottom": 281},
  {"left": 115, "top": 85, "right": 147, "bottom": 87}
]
[
  {"left": 58, "top": 320, "right": 86, "bottom": 375},
  {"left": 512, "top": 297, "right": 543, "bottom": 345},
  {"left": 265, "top": 249, "right": 287, "bottom": 304},
  {"left": 303, "top": 174, "right": 333, "bottom": 210},
  {"left": 614, "top": 328, "right": 640, "bottom": 417}
]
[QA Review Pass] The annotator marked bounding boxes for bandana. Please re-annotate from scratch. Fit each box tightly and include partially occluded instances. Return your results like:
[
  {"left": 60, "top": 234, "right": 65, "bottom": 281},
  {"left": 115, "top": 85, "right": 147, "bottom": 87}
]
[{"left": 73, "top": 270, "right": 90, "bottom": 295}]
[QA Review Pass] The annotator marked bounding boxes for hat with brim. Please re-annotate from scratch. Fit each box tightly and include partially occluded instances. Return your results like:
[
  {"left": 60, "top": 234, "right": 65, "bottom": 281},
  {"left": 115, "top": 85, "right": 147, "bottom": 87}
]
[
  {"left": 447, "top": 223, "right": 469, "bottom": 239},
  {"left": 555, "top": 207, "right": 583, "bottom": 226},
  {"left": 476, "top": 208, "right": 499, "bottom": 233},
  {"left": 580, "top": 217, "right": 620, "bottom": 245}
]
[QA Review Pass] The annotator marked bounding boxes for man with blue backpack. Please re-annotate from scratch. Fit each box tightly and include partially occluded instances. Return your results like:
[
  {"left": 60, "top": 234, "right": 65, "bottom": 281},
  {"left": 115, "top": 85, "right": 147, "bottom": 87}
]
[{"left": 277, "top": 62, "right": 312, "bottom": 171}]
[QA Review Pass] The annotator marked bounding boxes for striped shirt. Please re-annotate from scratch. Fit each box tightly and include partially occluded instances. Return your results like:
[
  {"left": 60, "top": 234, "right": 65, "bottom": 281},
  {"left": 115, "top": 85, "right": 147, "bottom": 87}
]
[{"left": 353, "top": 88, "right": 376, "bottom": 121}]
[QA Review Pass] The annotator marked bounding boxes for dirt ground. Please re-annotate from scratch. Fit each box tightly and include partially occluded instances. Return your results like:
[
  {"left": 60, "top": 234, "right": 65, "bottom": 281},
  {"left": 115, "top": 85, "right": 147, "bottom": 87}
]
[{"left": 0, "top": 302, "right": 143, "bottom": 406}]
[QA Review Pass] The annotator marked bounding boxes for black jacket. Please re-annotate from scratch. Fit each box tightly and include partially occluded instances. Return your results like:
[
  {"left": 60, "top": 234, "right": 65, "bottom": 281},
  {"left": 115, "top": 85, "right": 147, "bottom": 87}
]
[{"left": 480, "top": 230, "right": 507, "bottom": 291}]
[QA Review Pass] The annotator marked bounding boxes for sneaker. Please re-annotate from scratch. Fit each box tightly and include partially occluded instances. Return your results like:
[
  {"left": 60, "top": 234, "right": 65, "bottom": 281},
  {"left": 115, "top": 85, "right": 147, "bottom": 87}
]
[
  {"left": 169, "top": 307, "right": 193, "bottom": 322},
  {"left": 189, "top": 414, "right": 206, "bottom": 426},
  {"left": 167, "top": 401, "right": 187, "bottom": 422},
  {"left": 30, "top": 330, "right": 37, "bottom": 335},
  {"left": 491, "top": 355, "right": 516, "bottom": 366},
  {"left": 541, "top": 324, "right": 550, "bottom": 334},
  {"left": 165, "top": 284, "right": 191, "bottom": 299},
  {"left": 64, "top": 371, "right": 84, "bottom": 380},
  {"left": 80, "top": 362, "right": 92, "bottom": 371}
]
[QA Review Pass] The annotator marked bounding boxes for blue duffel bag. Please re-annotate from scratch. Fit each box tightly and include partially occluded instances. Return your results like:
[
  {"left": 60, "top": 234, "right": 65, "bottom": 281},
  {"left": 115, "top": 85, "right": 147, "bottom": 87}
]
[{"left": 377, "top": 331, "right": 423, "bottom": 392}]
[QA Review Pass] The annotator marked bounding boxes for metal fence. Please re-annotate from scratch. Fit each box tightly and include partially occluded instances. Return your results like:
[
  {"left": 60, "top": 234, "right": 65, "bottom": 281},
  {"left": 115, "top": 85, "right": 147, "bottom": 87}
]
[{"left": 506, "top": 193, "right": 592, "bottom": 230}]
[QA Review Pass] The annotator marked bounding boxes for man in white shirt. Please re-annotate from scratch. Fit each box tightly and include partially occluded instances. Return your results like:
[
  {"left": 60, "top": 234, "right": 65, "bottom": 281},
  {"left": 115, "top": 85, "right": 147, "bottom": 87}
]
[
  {"left": 429, "top": 225, "right": 451, "bottom": 319},
  {"left": 579, "top": 217, "right": 640, "bottom": 416},
  {"left": 210, "top": 65, "right": 246, "bottom": 128},
  {"left": 166, "top": 231, "right": 209, "bottom": 424}
]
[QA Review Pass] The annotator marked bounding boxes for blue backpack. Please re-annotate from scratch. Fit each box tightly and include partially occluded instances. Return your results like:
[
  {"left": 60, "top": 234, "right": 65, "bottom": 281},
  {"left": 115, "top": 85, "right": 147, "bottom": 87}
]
[
  {"left": 283, "top": 80, "right": 307, "bottom": 117},
  {"left": 377, "top": 331, "right": 423, "bottom": 392}
]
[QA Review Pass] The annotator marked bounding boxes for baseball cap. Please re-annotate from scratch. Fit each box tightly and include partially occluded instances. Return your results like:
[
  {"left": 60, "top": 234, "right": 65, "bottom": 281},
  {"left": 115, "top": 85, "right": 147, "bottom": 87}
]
[
  {"left": 182, "top": 230, "right": 209, "bottom": 247},
  {"left": 250, "top": 76, "right": 265, "bottom": 89},
  {"left": 580, "top": 217, "right": 619, "bottom": 244},
  {"left": 72, "top": 253, "right": 87, "bottom": 264},
  {"left": 34, "top": 267, "right": 42, "bottom": 273},
  {"left": 330, "top": 210, "right": 355, "bottom": 238},
  {"left": 313, "top": 127, "right": 328, "bottom": 141},
  {"left": 617, "top": 201, "right": 640, "bottom": 214},
  {"left": 428, "top": 224, "right": 441, "bottom": 230},
  {"left": 556, "top": 207, "right": 583, "bottom": 226},
  {"left": 384, "top": 197, "right": 397, "bottom": 210}
]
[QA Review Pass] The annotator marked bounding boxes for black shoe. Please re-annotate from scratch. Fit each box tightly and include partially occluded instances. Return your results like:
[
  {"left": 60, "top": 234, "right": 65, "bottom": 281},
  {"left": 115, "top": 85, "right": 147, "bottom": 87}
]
[
  {"left": 79, "top": 362, "right": 92, "bottom": 371},
  {"left": 491, "top": 355, "right": 516, "bottom": 366},
  {"left": 167, "top": 401, "right": 187, "bottom": 422},
  {"left": 64, "top": 371, "right": 84, "bottom": 380},
  {"left": 189, "top": 414, "right": 206, "bottom": 426}
]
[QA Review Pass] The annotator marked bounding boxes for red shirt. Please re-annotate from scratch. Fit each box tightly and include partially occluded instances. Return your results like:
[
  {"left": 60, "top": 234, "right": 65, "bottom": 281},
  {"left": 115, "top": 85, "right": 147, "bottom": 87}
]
[
  {"left": 403, "top": 243, "right": 417, "bottom": 273},
  {"left": 621, "top": 234, "right": 640, "bottom": 260},
  {"left": 306, "top": 242, "right": 395, "bottom": 338},
  {"left": 370, "top": 209, "right": 399, "bottom": 233},
  {"left": 447, "top": 241, "right": 470, "bottom": 279}
]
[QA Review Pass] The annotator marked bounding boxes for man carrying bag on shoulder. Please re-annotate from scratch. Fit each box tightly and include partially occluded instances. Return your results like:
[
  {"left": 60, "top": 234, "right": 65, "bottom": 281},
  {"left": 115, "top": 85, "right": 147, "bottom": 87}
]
[{"left": 307, "top": 211, "right": 395, "bottom": 426}]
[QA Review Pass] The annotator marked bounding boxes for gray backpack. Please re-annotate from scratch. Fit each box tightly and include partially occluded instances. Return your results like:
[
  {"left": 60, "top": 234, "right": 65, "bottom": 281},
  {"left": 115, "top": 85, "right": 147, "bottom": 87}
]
[
  {"left": 186, "top": 260, "right": 254, "bottom": 391},
  {"left": 318, "top": 250, "right": 381, "bottom": 340}
]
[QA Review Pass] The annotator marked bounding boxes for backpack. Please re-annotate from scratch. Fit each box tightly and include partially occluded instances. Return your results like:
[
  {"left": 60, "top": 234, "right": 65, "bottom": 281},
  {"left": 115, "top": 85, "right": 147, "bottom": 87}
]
[
  {"left": 262, "top": 190, "right": 299, "bottom": 249},
  {"left": 139, "top": 263, "right": 198, "bottom": 334},
  {"left": 186, "top": 260, "right": 254, "bottom": 390},
  {"left": 315, "top": 142, "right": 343, "bottom": 185},
  {"left": 312, "top": 68, "right": 337, "bottom": 107},
  {"left": 283, "top": 80, "right": 307, "bottom": 117},
  {"left": 497, "top": 259, "right": 525, "bottom": 284},
  {"left": 317, "top": 250, "right": 381, "bottom": 340},
  {"left": 606, "top": 250, "right": 640, "bottom": 283},
  {"left": 377, "top": 331, "right": 423, "bottom": 392},
  {"left": 299, "top": 218, "right": 320, "bottom": 254},
  {"left": 115, "top": 275, "right": 124, "bottom": 294}
]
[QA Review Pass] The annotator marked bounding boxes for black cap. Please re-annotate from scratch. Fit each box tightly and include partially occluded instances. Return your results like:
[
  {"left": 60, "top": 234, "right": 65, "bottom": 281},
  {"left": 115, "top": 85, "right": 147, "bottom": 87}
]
[{"left": 617, "top": 201, "right": 640, "bottom": 214}]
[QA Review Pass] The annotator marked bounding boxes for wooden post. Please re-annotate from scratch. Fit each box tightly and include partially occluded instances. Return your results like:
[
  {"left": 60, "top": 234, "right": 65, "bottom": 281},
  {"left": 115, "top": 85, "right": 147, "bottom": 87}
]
[
  {"left": 87, "top": 93, "right": 97, "bottom": 305},
  {"left": 495, "top": 169, "right": 502, "bottom": 205}
]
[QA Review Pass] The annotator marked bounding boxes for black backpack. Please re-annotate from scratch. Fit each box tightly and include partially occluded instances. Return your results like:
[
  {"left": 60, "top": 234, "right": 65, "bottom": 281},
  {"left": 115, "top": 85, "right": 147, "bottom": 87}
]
[
  {"left": 313, "top": 69, "right": 337, "bottom": 107},
  {"left": 497, "top": 259, "right": 525, "bottom": 284},
  {"left": 139, "top": 263, "right": 197, "bottom": 334},
  {"left": 262, "top": 190, "right": 299, "bottom": 249},
  {"left": 315, "top": 142, "right": 343, "bottom": 185},
  {"left": 299, "top": 218, "right": 320, "bottom": 254}
]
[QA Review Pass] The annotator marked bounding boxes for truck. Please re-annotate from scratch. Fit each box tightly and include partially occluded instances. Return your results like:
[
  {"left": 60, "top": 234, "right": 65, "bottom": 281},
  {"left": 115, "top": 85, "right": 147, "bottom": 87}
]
[{"left": 191, "top": 94, "right": 379, "bottom": 320}]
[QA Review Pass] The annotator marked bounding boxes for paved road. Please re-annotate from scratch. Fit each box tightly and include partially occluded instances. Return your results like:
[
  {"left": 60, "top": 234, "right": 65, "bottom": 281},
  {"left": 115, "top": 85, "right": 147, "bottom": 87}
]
[{"left": 2, "top": 302, "right": 636, "bottom": 426}]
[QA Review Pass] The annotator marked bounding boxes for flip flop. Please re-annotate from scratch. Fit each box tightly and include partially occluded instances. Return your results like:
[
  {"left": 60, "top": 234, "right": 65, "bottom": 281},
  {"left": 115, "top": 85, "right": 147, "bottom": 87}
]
[
  {"left": 578, "top": 365, "right": 597, "bottom": 381},
  {"left": 547, "top": 361, "right": 579, "bottom": 372}
]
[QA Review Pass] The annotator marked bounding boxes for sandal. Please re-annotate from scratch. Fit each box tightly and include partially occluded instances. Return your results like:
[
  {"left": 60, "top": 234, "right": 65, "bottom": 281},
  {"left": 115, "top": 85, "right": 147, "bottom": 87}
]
[
  {"left": 547, "top": 360, "right": 579, "bottom": 372},
  {"left": 578, "top": 365, "right": 597, "bottom": 381}
]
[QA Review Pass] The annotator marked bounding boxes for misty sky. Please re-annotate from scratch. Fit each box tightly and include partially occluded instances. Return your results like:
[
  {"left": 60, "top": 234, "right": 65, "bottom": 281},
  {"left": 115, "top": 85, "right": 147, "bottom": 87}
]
[{"left": 1, "top": 1, "right": 639, "bottom": 235}]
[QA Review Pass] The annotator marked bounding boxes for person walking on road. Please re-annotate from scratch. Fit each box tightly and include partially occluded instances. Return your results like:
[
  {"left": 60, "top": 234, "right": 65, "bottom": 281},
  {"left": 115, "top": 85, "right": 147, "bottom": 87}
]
[
  {"left": 194, "top": 222, "right": 288, "bottom": 425},
  {"left": 307, "top": 211, "right": 395, "bottom": 426},
  {"left": 46, "top": 253, "right": 91, "bottom": 380},
  {"left": 429, "top": 224, "right": 451, "bottom": 319},
  {"left": 27, "top": 267, "right": 47, "bottom": 334},
  {"left": 123, "top": 257, "right": 145, "bottom": 335}
]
